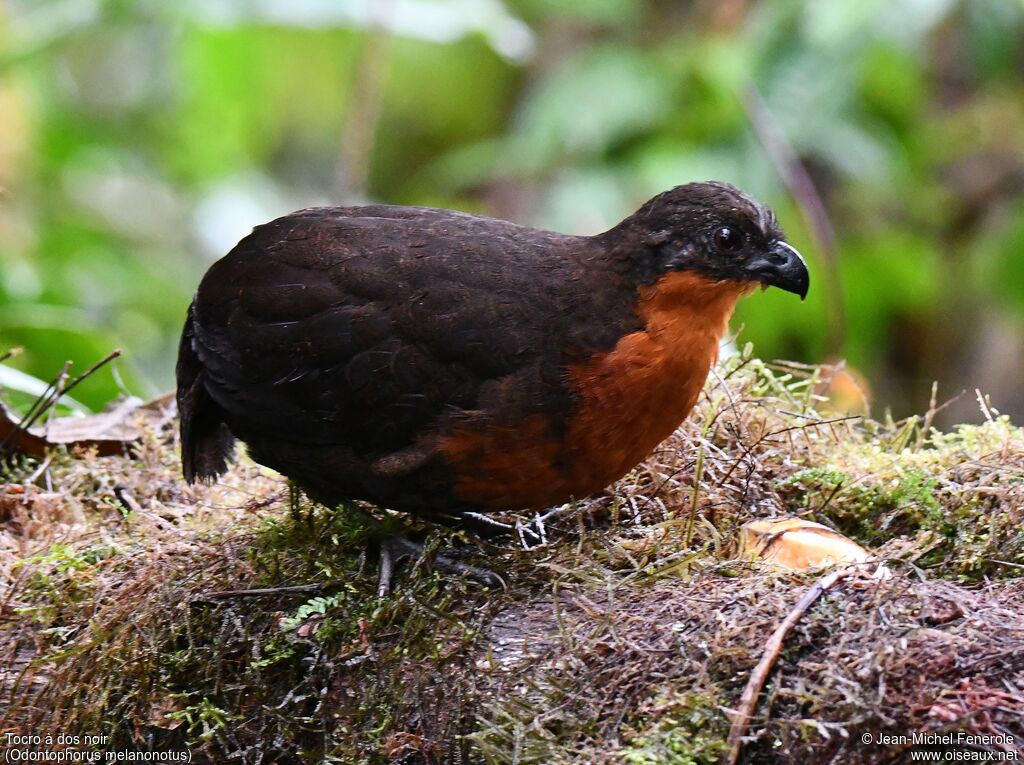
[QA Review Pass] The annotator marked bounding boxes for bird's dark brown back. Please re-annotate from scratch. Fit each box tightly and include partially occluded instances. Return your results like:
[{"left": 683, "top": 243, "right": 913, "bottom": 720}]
[{"left": 177, "top": 204, "right": 643, "bottom": 516}]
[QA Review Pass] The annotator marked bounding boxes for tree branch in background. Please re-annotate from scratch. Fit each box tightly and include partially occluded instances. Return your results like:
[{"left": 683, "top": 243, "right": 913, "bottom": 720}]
[
  {"left": 743, "top": 85, "right": 846, "bottom": 355},
  {"left": 335, "top": 1, "right": 394, "bottom": 203}
]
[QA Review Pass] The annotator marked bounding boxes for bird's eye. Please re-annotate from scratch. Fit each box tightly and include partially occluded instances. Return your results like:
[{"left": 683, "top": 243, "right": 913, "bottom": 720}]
[{"left": 713, "top": 227, "right": 744, "bottom": 255}]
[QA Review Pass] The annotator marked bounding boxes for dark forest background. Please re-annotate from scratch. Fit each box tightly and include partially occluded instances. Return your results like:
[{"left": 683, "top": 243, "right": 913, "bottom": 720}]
[{"left": 1, "top": 0, "right": 1023, "bottom": 426}]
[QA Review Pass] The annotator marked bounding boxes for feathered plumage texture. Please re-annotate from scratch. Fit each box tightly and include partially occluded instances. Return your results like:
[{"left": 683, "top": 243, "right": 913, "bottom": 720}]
[{"left": 177, "top": 182, "right": 808, "bottom": 525}]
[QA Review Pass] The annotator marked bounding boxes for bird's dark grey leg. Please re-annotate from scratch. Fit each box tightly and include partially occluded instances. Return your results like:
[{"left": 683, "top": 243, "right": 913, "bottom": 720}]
[
  {"left": 377, "top": 536, "right": 400, "bottom": 597},
  {"left": 376, "top": 535, "right": 505, "bottom": 597}
]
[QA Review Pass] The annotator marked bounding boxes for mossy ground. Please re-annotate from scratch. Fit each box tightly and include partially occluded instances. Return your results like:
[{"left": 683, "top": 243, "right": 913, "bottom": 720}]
[{"left": 2, "top": 349, "right": 1022, "bottom": 763}]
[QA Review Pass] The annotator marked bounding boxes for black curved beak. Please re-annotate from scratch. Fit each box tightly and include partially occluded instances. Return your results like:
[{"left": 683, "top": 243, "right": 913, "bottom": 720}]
[{"left": 746, "top": 241, "right": 809, "bottom": 300}]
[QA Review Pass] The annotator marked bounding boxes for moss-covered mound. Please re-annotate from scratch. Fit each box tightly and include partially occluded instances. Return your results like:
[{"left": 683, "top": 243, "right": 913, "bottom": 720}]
[{"left": 2, "top": 351, "right": 1022, "bottom": 763}]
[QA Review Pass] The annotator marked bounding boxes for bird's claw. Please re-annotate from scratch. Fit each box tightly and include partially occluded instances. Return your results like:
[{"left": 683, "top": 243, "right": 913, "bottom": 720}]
[{"left": 376, "top": 535, "right": 505, "bottom": 597}]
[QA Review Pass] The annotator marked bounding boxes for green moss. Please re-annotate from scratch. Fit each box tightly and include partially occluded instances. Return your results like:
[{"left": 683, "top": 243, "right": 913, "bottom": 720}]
[
  {"left": 166, "top": 697, "right": 240, "bottom": 743},
  {"left": 12, "top": 541, "right": 120, "bottom": 632},
  {"left": 4, "top": 355, "right": 1024, "bottom": 762},
  {"left": 8, "top": 496, "right": 499, "bottom": 762},
  {"left": 795, "top": 467, "right": 939, "bottom": 540},
  {"left": 775, "top": 439, "right": 1022, "bottom": 581},
  {"left": 619, "top": 693, "right": 728, "bottom": 765}
]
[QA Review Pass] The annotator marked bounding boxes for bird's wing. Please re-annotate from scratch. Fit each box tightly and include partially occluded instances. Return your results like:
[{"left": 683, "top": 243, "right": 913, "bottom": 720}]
[{"left": 188, "top": 207, "right": 611, "bottom": 457}]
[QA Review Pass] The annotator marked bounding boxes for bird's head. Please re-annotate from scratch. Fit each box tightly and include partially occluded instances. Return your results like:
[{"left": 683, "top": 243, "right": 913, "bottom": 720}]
[{"left": 607, "top": 181, "right": 809, "bottom": 300}]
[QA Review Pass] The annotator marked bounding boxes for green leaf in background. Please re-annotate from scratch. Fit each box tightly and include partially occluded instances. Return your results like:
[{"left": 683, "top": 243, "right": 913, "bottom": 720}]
[{"left": 504, "top": 45, "right": 673, "bottom": 175}]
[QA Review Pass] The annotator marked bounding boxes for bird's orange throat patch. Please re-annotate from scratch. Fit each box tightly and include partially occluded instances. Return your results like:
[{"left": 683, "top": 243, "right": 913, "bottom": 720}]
[
  {"left": 634, "top": 271, "right": 751, "bottom": 345},
  {"left": 441, "top": 271, "right": 747, "bottom": 510}
]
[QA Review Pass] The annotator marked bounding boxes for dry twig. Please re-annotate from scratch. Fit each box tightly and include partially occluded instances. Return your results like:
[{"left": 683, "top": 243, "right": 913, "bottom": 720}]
[{"left": 724, "top": 565, "right": 857, "bottom": 765}]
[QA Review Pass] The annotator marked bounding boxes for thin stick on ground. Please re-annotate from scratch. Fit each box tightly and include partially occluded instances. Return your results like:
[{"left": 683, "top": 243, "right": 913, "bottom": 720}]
[
  {"left": 193, "top": 582, "right": 345, "bottom": 601},
  {"left": 724, "top": 566, "right": 855, "bottom": 765}
]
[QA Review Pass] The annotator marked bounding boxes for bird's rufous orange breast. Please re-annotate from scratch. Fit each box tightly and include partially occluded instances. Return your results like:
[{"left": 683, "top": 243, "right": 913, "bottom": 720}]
[{"left": 440, "top": 272, "right": 749, "bottom": 510}]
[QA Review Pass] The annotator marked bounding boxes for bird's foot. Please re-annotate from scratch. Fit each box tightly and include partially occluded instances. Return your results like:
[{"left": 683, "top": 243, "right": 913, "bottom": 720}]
[
  {"left": 445, "top": 511, "right": 546, "bottom": 548},
  {"left": 376, "top": 535, "right": 505, "bottom": 597}
]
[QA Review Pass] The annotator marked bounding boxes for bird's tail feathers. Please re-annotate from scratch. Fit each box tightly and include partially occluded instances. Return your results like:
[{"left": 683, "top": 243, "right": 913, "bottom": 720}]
[{"left": 176, "top": 303, "right": 236, "bottom": 484}]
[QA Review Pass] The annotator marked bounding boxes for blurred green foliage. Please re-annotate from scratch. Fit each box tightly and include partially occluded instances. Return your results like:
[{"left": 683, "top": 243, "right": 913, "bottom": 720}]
[{"left": 0, "top": 0, "right": 1022, "bottom": 421}]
